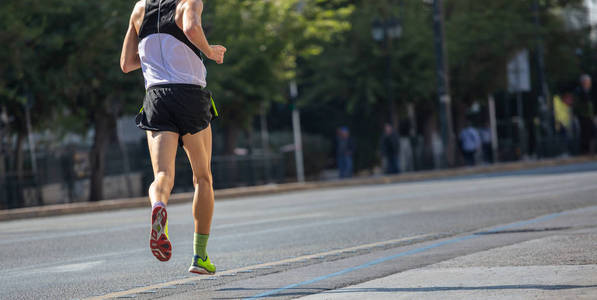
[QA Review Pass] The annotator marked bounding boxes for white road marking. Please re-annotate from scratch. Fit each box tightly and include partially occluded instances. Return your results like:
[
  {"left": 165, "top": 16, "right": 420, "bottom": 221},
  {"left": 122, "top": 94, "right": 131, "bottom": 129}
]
[{"left": 7, "top": 260, "right": 105, "bottom": 277}]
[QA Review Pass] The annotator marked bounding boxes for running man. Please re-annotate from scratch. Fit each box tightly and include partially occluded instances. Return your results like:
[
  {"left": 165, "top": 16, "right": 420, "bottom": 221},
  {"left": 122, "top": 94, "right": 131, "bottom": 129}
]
[{"left": 120, "top": 0, "right": 226, "bottom": 275}]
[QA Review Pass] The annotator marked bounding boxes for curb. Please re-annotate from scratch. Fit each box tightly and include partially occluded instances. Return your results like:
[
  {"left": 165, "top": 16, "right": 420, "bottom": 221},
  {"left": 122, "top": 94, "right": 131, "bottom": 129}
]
[{"left": 0, "top": 156, "right": 594, "bottom": 222}]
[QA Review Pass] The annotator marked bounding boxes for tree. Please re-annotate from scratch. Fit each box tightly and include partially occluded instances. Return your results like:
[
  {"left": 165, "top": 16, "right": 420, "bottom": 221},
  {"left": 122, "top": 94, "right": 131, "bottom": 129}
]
[
  {"left": 444, "top": 0, "right": 585, "bottom": 128},
  {"left": 0, "top": 0, "right": 82, "bottom": 205},
  {"left": 299, "top": 0, "right": 436, "bottom": 170},
  {"left": 2, "top": 0, "right": 142, "bottom": 203},
  {"left": 56, "top": 0, "right": 142, "bottom": 201},
  {"left": 204, "top": 0, "right": 352, "bottom": 154}
]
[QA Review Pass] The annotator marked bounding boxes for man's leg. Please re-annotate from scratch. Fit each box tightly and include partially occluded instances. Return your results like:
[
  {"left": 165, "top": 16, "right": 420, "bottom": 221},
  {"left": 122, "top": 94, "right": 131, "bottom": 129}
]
[
  {"left": 146, "top": 131, "right": 178, "bottom": 262},
  {"left": 182, "top": 125, "right": 216, "bottom": 274},
  {"left": 147, "top": 131, "right": 179, "bottom": 206}
]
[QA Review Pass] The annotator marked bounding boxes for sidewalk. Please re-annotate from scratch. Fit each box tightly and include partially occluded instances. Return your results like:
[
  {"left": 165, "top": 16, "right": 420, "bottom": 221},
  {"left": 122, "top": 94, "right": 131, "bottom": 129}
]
[
  {"left": 299, "top": 208, "right": 597, "bottom": 300},
  {"left": 0, "top": 156, "right": 594, "bottom": 222}
]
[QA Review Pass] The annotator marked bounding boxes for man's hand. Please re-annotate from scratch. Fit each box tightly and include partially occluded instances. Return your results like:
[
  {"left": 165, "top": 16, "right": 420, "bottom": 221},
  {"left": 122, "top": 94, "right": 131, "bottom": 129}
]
[
  {"left": 179, "top": 0, "right": 227, "bottom": 64},
  {"left": 207, "top": 45, "right": 227, "bottom": 64}
]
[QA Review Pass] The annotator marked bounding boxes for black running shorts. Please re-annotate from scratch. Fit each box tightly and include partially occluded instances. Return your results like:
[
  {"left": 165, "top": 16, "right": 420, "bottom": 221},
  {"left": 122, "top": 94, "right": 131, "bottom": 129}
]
[{"left": 136, "top": 84, "right": 214, "bottom": 145}]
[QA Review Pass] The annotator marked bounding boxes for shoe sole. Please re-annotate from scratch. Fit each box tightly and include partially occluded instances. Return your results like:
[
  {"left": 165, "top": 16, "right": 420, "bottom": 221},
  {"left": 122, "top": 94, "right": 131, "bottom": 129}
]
[
  {"left": 188, "top": 266, "right": 215, "bottom": 275},
  {"left": 150, "top": 206, "right": 171, "bottom": 262}
]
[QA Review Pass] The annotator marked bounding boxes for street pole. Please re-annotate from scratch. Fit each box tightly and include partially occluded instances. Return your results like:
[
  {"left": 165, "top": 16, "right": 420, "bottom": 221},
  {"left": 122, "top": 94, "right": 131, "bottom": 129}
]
[
  {"left": 533, "top": 0, "right": 553, "bottom": 144},
  {"left": 290, "top": 80, "right": 305, "bottom": 183},
  {"left": 385, "top": 24, "right": 398, "bottom": 129},
  {"left": 292, "top": 0, "right": 306, "bottom": 183},
  {"left": 432, "top": 0, "right": 455, "bottom": 166},
  {"left": 515, "top": 58, "right": 527, "bottom": 157},
  {"left": 25, "top": 105, "right": 37, "bottom": 176},
  {"left": 260, "top": 103, "right": 272, "bottom": 183},
  {"left": 24, "top": 97, "right": 42, "bottom": 206},
  {"left": 488, "top": 94, "right": 499, "bottom": 162}
]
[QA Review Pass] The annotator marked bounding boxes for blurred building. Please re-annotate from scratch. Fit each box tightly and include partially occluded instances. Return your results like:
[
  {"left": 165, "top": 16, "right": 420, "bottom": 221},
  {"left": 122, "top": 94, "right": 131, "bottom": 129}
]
[
  {"left": 587, "top": 0, "right": 597, "bottom": 41},
  {"left": 560, "top": 0, "right": 597, "bottom": 42}
]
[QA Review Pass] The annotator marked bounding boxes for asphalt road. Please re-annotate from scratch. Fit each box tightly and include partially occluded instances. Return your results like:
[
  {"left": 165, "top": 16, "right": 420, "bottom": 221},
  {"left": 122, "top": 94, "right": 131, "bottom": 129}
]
[{"left": 1, "top": 162, "right": 596, "bottom": 299}]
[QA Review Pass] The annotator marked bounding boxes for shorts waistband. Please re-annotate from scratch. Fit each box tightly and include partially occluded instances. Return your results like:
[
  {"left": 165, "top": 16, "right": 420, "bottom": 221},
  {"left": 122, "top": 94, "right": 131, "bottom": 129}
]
[{"left": 147, "top": 83, "right": 206, "bottom": 92}]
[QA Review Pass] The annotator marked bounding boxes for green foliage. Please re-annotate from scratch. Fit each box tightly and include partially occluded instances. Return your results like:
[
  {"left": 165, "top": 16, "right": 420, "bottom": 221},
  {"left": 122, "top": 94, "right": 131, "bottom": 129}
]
[
  {"left": 0, "top": 0, "right": 142, "bottom": 137},
  {"left": 58, "top": 0, "right": 142, "bottom": 128},
  {"left": 444, "top": 0, "right": 585, "bottom": 103},
  {"left": 0, "top": 0, "right": 73, "bottom": 134},
  {"left": 300, "top": 1, "right": 435, "bottom": 113},
  {"left": 204, "top": 0, "right": 353, "bottom": 132}
]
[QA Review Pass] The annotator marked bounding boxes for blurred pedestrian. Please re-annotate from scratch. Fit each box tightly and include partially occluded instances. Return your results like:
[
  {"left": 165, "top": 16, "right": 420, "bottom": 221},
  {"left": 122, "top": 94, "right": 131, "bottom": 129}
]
[
  {"left": 554, "top": 92, "right": 574, "bottom": 155},
  {"left": 398, "top": 120, "right": 414, "bottom": 172},
  {"left": 336, "top": 127, "right": 354, "bottom": 178},
  {"left": 459, "top": 120, "right": 481, "bottom": 166},
  {"left": 380, "top": 123, "right": 399, "bottom": 174},
  {"left": 574, "top": 74, "right": 596, "bottom": 154},
  {"left": 479, "top": 121, "right": 493, "bottom": 164},
  {"left": 121, "top": 0, "right": 226, "bottom": 274}
]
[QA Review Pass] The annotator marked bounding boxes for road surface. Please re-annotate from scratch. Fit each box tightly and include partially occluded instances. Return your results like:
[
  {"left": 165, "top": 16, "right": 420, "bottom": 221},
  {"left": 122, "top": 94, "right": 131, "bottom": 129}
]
[{"left": 1, "top": 162, "right": 596, "bottom": 299}]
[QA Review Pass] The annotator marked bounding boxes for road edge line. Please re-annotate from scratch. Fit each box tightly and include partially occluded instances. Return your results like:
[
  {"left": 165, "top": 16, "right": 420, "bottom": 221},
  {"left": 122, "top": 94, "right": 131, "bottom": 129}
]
[{"left": 85, "top": 234, "right": 433, "bottom": 300}]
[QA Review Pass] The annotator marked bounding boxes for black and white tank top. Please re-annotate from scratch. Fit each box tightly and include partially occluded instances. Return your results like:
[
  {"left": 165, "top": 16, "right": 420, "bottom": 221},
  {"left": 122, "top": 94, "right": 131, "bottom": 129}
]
[{"left": 138, "top": 0, "right": 207, "bottom": 89}]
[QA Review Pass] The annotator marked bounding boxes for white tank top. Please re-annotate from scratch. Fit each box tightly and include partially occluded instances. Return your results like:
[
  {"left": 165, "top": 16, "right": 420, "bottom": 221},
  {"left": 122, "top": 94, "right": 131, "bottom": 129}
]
[
  {"left": 137, "top": 0, "right": 207, "bottom": 90},
  {"left": 139, "top": 34, "right": 207, "bottom": 89}
]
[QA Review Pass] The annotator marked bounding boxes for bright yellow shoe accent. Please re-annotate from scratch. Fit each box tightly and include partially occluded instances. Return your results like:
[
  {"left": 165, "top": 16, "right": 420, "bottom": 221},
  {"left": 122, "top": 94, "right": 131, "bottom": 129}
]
[
  {"left": 189, "top": 255, "right": 216, "bottom": 274},
  {"left": 164, "top": 220, "right": 169, "bottom": 239}
]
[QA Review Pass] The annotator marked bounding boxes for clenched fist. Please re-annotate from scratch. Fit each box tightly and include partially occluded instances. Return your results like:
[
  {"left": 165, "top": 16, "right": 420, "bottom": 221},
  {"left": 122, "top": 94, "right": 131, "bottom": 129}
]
[{"left": 207, "top": 45, "right": 227, "bottom": 64}]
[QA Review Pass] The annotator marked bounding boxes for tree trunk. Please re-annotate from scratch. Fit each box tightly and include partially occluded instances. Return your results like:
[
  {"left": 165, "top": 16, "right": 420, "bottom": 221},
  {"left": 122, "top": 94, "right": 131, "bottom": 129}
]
[
  {"left": 14, "top": 131, "right": 26, "bottom": 208},
  {"left": 0, "top": 130, "right": 5, "bottom": 209},
  {"left": 89, "top": 112, "right": 115, "bottom": 202},
  {"left": 0, "top": 131, "right": 5, "bottom": 183}
]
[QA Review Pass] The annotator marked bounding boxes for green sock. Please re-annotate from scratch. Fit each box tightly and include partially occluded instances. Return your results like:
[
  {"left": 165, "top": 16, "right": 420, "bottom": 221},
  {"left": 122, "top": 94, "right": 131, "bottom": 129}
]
[{"left": 193, "top": 233, "right": 209, "bottom": 260}]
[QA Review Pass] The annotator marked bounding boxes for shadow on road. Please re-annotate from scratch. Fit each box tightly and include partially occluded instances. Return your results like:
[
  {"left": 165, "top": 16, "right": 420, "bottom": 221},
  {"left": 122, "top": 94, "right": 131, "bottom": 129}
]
[
  {"left": 437, "top": 162, "right": 597, "bottom": 182},
  {"left": 211, "top": 283, "right": 597, "bottom": 299}
]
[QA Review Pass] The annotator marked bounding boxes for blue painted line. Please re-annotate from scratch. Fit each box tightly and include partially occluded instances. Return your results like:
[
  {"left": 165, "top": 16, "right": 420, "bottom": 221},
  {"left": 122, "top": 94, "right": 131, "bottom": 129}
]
[
  {"left": 483, "top": 211, "right": 565, "bottom": 234},
  {"left": 243, "top": 211, "right": 568, "bottom": 300}
]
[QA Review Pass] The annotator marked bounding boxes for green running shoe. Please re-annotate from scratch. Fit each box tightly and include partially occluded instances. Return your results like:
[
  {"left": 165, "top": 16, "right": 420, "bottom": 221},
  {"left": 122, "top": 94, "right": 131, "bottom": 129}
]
[{"left": 188, "top": 255, "right": 216, "bottom": 275}]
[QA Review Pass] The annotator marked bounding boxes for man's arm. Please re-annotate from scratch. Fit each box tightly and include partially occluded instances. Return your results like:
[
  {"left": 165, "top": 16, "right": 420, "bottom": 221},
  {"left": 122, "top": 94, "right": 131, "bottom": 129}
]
[
  {"left": 120, "top": 1, "right": 144, "bottom": 73},
  {"left": 180, "top": 0, "right": 226, "bottom": 64}
]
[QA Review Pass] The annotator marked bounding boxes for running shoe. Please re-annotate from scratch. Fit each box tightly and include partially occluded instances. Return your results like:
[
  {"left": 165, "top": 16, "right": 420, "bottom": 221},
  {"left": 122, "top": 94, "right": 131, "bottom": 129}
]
[
  {"left": 188, "top": 255, "right": 216, "bottom": 275},
  {"left": 150, "top": 203, "right": 172, "bottom": 261}
]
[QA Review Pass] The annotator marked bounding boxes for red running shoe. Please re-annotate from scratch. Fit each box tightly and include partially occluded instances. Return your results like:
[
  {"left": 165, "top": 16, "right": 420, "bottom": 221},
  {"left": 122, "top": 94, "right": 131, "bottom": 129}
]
[{"left": 150, "top": 203, "right": 172, "bottom": 261}]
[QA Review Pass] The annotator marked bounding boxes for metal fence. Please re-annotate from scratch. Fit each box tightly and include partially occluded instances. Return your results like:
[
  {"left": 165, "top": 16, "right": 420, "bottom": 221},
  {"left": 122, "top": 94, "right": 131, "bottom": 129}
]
[
  {"left": 0, "top": 143, "right": 287, "bottom": 209},
  {"left": 0, "top": 131, "right": 583, "bottom": 210}
]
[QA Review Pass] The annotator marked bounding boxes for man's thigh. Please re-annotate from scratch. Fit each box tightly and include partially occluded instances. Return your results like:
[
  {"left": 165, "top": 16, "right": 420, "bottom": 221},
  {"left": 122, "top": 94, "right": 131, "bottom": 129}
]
[{"left": 181, "top": 125, "right": 213, "bottom": 176}]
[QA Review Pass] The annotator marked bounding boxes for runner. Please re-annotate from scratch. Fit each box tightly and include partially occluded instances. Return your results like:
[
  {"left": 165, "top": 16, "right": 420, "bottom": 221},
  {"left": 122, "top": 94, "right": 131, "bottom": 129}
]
[{"left": 120, "top": 0, "right": 226, "bottom": 275}]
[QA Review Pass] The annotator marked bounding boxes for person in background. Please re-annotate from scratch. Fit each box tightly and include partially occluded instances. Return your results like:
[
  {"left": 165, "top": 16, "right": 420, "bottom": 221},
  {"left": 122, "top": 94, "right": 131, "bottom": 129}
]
[
  {"left": 574, "top": 74, "right": 596, "bottom": 154},
  {"left": 380, "top": 123, "right": 399, "bottom": 174},
  {"left": 398, "top": 120, "right": 414, "bottom": 172},
  {"left": 479, "top": 121, "right": 493, "bottom": 164},
  {"left": 554, "top": 92, "right": 574, "bottom": 155},
  {"left": 336, "top": 127, "right": 354, "bottom": 178},
  {"left": 459, "top": 120, "right": 481, "bottom": 166}
]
